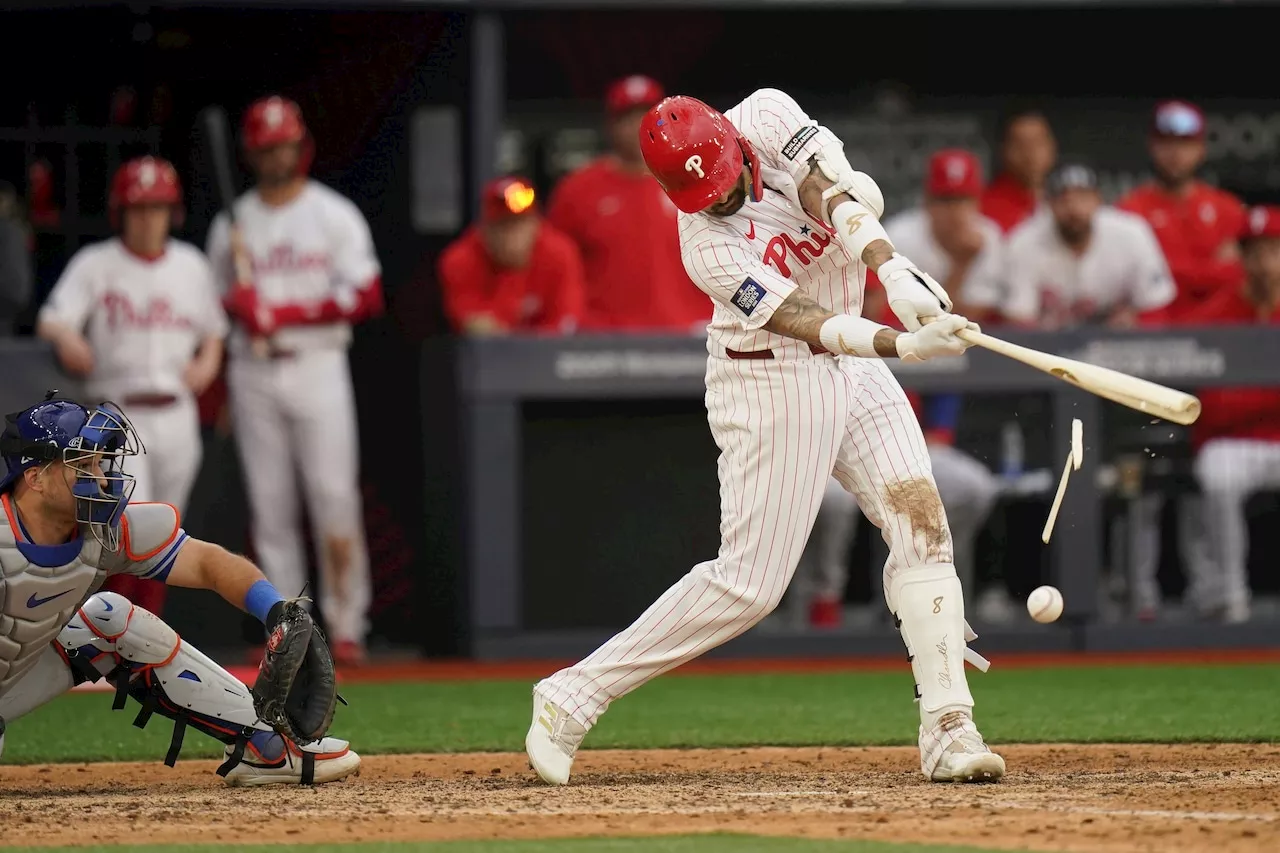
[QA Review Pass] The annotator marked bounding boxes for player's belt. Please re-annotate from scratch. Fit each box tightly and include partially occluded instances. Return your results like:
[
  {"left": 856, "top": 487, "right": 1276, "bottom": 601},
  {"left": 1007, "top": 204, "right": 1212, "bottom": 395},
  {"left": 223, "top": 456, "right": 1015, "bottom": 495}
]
[
  {"left": 122, "top": 393, "right": 179, "bottom": 408},
  {"left": 725, "top": 343, "right": 829, "bottom": 360}
]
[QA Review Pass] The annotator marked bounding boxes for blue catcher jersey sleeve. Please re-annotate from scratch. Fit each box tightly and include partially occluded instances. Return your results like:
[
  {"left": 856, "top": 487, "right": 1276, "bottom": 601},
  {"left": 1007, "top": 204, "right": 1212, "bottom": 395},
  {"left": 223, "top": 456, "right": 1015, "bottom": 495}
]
[{"left": 102, "top": 503, "right": 189, "bottom": 582}]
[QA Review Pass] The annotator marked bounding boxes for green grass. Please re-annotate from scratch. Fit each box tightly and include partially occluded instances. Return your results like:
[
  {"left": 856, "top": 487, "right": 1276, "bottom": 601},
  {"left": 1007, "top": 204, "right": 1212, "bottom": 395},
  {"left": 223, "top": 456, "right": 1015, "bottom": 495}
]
[
  {"left": 0, "top": 838, "right": 1008, "bottom": 853},
  {"left": 3, "top": 663, "right": 1276, "bottom": 765}
]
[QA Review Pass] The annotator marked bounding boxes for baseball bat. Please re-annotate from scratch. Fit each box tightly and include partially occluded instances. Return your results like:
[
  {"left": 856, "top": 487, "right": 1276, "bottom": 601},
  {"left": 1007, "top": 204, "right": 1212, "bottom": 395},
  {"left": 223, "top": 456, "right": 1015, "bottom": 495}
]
[
  {"left": 199, "top": 106, "right": 270, "bottom": 359},
  {"left": 955, "top": 328, "right": 1202, "bottom": 425}
]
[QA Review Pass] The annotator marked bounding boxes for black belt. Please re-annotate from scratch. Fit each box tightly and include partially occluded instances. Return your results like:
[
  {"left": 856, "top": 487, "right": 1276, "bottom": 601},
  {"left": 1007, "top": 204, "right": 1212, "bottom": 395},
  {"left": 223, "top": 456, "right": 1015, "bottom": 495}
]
[
  {"left": 122, "top": 393, "right": 179, "bottom": 408},
  {"left": 725, "top": 343, "right": 829, "bottom": 360}
]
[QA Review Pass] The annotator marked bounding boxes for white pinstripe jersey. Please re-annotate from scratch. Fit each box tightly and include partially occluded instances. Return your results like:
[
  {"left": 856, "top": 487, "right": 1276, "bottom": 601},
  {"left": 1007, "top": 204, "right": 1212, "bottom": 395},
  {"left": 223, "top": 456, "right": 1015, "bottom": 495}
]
[{"left": 679, "top": 89, "right": 862, "bottom": 356}]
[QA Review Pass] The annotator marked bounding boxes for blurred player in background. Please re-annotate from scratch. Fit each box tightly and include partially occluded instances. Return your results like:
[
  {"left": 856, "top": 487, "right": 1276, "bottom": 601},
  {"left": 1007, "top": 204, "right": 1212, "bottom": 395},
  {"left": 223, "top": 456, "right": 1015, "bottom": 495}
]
[
  {"left": 1116, "top": 102, "right": 1244, "bottom": 620},
  {"left": 1003, "top": 164, "right": 1174, "bottom": 328},
  {"left": 548, "top": 75, "right": 710, "bottom": 332},
  {"left": 1119, "top": 100, "right": 1245, "bottom": 321},
  {"left": 206, "top": 96, "right": 383, "bottom": 666},
  {"left": 805, "top": 150, "right": 1002, "bottom": 628},
  {"left": 528, "top": 89, "right": 1004, "bottom": 787},
  {"left": 1183, "top": 206, "right": 1280, "bottom": 624},
  {"left": 439, "top": 177, "right": 584, "bottom": 335},
  {"left": 980, "top": 108, "right": 1057, "bottom": 234},
  {"left": 36, "top": 156, "right": 227, "bottom": 617}
]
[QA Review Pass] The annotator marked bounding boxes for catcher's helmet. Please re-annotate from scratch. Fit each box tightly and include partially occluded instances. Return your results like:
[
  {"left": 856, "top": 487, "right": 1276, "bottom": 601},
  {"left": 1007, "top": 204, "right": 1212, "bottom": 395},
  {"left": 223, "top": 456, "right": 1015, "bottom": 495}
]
[
  {"left": 242, "top": 95, "right": 314, "bottom": 174},
  {"left": 639, "top": 96, "right": 762, "bottom": 214},
  {"left": 0, "top": 392, "right": 142, "bottom": 550},
  {"left": 109, "top": 156, "right": 183, "bottom": 228}
]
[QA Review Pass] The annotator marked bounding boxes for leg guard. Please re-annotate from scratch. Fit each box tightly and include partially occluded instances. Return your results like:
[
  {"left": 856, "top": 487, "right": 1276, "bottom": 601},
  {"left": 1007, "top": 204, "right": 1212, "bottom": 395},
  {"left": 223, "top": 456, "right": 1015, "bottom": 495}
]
[
  {"left": 56, "top": 591, "right": 357, "bottom": 784},
  {"left": 888, "top": 565, "right": 1001, "bottom": 781},
  {"left": 888, "top": 564, "right": 988, "bottom": 719}
]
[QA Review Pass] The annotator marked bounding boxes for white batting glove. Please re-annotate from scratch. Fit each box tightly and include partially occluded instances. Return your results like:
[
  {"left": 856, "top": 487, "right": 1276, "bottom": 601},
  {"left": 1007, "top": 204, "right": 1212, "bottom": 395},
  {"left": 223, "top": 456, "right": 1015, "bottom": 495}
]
[
  {"left": 877, "top": 253, "right": 954, "bottom": 332},
  {"left": 895, "top": 314, "right": 978, "bottom": 363}
]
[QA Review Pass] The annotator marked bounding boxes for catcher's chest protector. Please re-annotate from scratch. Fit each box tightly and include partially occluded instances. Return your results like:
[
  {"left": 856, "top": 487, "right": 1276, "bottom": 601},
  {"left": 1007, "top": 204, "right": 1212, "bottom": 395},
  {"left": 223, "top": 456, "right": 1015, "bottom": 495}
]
[{"left": 0, "top": 522, "right": 106, "bottom": 699}]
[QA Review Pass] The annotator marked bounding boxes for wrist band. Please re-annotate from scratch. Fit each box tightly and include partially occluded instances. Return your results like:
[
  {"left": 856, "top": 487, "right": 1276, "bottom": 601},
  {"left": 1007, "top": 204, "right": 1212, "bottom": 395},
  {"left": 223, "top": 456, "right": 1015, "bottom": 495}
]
[{"left": 819, "top": 314, "right": 890, "bottom": 358}]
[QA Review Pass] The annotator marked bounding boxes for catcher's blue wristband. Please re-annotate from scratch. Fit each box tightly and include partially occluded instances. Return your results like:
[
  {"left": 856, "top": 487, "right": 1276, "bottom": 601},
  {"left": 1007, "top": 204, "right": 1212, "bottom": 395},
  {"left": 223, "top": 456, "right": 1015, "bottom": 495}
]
[{"left": 245, "top": 579, "right": 286, "bottom": 624}]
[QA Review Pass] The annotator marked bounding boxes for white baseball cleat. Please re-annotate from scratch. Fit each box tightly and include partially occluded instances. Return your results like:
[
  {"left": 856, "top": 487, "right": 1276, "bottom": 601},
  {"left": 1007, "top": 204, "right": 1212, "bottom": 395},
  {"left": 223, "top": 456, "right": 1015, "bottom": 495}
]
[
  {"left": 920, "top": 711, "right": 1006, "bottom": 783},
  {"left": 525, "top": 690, "right": 586, "bottom": 785},
  {"left": 222, "top": 734, "right": 362, "bottom": 786}
]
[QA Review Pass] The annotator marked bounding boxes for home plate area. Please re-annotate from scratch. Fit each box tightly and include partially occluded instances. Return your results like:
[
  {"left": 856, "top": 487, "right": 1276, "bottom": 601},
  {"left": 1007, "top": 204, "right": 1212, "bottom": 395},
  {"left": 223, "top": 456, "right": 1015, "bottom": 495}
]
[{"left": 1, "top": 744, "right": 1276, "bottom": 851}]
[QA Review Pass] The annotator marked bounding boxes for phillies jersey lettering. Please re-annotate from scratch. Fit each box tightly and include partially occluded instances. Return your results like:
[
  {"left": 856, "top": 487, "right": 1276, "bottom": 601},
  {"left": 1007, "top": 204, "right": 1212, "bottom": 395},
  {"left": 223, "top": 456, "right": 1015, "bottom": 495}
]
[
  {"left": 254, "top": 245, "right": 332, "bottom": 275},
  {"left": 102, "top": 293, "right": 196, "bottom": 332},
  {"left": 38, "top": 239, "right": 227, "bottom": 401},
  {"left": 206, "top": 181, "right": 380, "bottom": 356},
  {"left": 762, "top": 226, "right": 834, "bottom": 278}
]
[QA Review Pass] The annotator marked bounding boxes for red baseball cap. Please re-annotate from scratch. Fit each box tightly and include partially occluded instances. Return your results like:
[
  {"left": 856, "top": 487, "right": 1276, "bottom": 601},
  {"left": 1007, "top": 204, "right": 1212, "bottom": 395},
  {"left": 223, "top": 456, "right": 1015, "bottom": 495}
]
[
  {"left": 926, "top": 149, "right": 982, "bottom": 198},
  {"left": 1241, "top": 205, "right": 1280, "bottom": 241},
  {"left": 1151, "top": 100, "right": 1205, "bottom": 139},
  {"left": 606, "top": 75, "right": 664, "bottom": 116},
  {"left": 481, "top": 176, "right": 537, "bottom": 223}
]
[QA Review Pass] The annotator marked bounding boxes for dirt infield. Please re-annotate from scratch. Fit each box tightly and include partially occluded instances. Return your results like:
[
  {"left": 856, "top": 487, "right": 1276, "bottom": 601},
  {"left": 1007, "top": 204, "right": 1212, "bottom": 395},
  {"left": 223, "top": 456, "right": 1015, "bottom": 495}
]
[{"left": 1, "top": 744, "right": 1277, "bottom": 852}]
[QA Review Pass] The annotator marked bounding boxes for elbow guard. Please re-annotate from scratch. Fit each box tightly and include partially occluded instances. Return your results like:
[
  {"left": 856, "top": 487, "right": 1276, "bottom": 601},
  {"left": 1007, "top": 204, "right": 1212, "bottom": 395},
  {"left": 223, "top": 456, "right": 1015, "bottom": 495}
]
[{"left": 815, "top": 143, "right": 885, "bottom": 221}]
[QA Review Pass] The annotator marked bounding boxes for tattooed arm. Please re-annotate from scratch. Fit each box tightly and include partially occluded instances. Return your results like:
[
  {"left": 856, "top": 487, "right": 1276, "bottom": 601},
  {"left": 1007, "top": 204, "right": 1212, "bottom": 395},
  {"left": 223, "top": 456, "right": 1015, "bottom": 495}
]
[
  {"left": 796, "top": 156, "right": 897, "bottom": 276},
  {"left": 799, "top": 153, "right": 956, "bottom": 330},
  {"left": 763, "top": 291, "right": 902, "bottom": 357}
]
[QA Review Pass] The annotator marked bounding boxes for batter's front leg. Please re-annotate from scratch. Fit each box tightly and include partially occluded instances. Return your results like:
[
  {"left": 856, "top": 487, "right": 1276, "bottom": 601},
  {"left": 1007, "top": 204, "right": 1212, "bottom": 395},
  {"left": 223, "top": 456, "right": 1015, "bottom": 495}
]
[
  {"left": 527, "top": 357, "right": 852, "bottom": 784},
  {"left": 832, "top": 360, "right": 1003, "bottom": 783}
]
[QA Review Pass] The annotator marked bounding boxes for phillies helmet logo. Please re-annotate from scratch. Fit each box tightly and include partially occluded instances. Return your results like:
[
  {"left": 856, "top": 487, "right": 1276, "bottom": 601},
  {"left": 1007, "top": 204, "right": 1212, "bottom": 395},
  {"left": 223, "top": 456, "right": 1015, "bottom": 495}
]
[
  {"left": 1251, "top": 207, "right": 1269, "bottom": 236},
  {"left": 684, "top": 155, "right": 705, "bottom": 179},
  {"left": 138, "top": 161, "right": 157, "bottom": 188},
  {"left": 945, "top": 158, "right": 968, "bottom": 182},
  {"left": 264, "top": 99, "right": 285, "bottom": 128}
]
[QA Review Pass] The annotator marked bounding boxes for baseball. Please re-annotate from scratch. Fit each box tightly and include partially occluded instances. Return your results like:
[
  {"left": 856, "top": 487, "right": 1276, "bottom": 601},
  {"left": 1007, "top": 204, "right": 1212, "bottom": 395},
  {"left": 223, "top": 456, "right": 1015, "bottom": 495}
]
[{"left": 1027, "top": 585, "right": 1064, "bottom": 623}]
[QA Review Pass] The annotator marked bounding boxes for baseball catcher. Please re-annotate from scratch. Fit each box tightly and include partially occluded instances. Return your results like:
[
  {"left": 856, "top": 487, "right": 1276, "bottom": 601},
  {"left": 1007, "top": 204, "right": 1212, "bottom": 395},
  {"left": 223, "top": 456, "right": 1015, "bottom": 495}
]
[{"left": 0, "top": 392, "right": 358, "bottom": 785}]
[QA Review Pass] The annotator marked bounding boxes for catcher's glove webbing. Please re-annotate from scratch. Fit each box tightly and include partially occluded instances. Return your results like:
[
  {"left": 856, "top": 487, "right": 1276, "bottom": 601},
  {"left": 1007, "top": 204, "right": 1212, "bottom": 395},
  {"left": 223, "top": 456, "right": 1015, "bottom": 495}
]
[{"left": 250, "top": 599, "right": 339, "bottom": 745}]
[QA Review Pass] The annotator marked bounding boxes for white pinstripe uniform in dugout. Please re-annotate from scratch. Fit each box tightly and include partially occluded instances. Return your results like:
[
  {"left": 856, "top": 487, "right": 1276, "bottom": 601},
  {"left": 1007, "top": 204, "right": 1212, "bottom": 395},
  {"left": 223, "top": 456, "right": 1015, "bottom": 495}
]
[{"left": 525, "top": 89, "right": 1004, "bottom": 786}]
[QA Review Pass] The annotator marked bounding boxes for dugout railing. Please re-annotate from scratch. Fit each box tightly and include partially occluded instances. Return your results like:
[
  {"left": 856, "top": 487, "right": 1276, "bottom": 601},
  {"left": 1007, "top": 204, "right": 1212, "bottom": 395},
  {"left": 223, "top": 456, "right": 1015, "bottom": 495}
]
[{"left": 428, "top": 326, "right": 1280, "bottom": 659}]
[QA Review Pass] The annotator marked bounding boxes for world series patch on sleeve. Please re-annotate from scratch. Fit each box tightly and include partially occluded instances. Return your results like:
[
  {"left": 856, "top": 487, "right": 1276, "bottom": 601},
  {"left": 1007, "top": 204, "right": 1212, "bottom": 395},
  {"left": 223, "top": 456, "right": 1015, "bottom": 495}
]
[{"left": 732, "top": 278, "right": 766, "bottom": 316}]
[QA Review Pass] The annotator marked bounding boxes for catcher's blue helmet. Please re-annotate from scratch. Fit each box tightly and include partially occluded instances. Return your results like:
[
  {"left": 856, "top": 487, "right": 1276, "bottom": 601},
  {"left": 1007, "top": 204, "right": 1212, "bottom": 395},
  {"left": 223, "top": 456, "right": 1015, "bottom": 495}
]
[{"left": 0, "top": 391, "right": 143, "bottom": 549}]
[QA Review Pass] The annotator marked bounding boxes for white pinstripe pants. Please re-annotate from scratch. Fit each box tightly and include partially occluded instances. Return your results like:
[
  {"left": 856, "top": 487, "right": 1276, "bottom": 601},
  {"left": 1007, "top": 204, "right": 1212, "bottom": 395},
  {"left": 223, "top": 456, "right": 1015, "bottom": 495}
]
[{"left": 538, "top": 352, "right": 954, "bottom": 727}]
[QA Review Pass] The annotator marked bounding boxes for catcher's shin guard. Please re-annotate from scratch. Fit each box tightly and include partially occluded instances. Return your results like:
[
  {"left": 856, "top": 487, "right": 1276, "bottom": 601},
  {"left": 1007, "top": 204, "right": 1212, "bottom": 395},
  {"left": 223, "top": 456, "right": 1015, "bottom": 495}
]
[{"left": 56, "top": 591, "right": 274, "bottom": 775}]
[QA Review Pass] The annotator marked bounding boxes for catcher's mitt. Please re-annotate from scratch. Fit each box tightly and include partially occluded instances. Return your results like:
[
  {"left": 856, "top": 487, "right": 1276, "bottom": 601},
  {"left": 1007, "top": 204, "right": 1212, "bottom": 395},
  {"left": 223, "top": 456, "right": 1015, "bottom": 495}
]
[{"left": 251, "top": 599, "right": 338, "bottom": 744}]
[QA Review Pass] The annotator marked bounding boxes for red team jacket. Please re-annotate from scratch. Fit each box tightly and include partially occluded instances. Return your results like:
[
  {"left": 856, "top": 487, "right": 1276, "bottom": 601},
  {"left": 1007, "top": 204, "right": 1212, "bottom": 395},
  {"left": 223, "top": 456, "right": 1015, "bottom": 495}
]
[
  {"left": 1118, "top": 183, "right": 1245, "bottom": 321},
  {"left": 548, "top": 158, "right": 710, "bottom": 331},
  {"left": 979, "top": 174, "right": 1039, "bottom": 234},
  {"left": 437, "top": 222, "right": 585, "bottom": 333},
  {"left": 1173, "top": 286, "right": 1280, "bottom": 449}
]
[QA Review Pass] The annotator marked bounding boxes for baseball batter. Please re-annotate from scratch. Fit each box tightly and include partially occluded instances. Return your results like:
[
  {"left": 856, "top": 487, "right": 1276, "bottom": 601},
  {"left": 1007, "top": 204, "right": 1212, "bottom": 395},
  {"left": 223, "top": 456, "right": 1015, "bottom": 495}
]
[
  {"left": 526, "top": 89, "right": 1003, "bottom": 785},
  {"left": 205, "top": 96, "right": 383, "bottom": 664},
  {"left": 0, "top": 393, "right": 359, "bottom": 784},
  {"left": 36, "top": 156, "right": 227, "bottom": 616}
]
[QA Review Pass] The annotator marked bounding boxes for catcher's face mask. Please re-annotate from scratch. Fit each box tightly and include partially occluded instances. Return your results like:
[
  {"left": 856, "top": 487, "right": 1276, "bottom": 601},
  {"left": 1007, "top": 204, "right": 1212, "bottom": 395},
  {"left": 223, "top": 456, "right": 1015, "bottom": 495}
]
[{"left": 1, "top": 397, "right": 143, "bottom": 550}]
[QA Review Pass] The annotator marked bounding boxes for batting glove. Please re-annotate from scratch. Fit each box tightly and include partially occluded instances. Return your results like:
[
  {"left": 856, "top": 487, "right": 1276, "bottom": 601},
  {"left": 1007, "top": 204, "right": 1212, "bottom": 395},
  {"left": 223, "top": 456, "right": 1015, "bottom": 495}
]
[
  {"left": 895, "top": 314, "right": 979, "bottom": 363},
  {"left": 878, "top": 253, "right": 953, "bottom": 332}
]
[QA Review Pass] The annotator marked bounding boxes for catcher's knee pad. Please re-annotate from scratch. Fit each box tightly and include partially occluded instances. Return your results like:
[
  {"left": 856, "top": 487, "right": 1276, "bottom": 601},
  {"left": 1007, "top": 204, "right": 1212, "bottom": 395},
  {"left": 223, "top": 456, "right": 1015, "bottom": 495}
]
[
  {"left": 889, "top": 564, "right": 989, "bottom": 715},
  {"left": 58, "top": 592, "right": 272, "bottom": 775}
]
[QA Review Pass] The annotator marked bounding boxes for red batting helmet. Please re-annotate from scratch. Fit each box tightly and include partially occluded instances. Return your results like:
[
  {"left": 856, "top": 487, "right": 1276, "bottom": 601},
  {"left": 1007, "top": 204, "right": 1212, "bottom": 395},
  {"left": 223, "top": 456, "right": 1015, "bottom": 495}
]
[
  {"left": 109, "top": 156, "right": 183, "bottom": 228},
  {"left": 639, "top": 96, "right": 761, "bottom": 215},
  {"left": 242, "top": 95, "right": 314, "bottom": 173}
]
